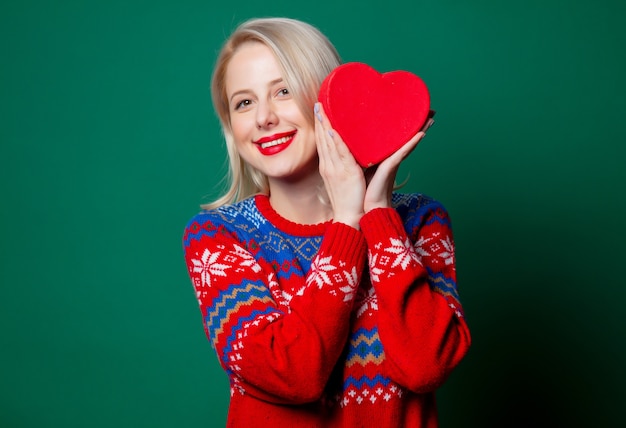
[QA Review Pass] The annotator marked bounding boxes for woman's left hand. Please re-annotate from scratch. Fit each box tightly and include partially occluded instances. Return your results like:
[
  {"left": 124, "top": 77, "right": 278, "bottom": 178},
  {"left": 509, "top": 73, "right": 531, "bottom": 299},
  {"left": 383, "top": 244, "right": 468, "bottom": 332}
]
[
  {"left": 314, "top": 103, "right": 366, "bottom": 229},
  {"left": 363, "top": 131, "right": 426, "bottom": 213}
]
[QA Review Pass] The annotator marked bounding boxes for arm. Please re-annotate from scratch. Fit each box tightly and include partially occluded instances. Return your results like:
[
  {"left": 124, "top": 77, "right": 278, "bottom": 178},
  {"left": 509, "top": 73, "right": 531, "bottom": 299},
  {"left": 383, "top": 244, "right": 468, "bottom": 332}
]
[
  {"left": 183, "top": 214, "right": 367, "bottom": 403},
  {"left": 359, "top": 203, "right": 471, "bottom": 393}
]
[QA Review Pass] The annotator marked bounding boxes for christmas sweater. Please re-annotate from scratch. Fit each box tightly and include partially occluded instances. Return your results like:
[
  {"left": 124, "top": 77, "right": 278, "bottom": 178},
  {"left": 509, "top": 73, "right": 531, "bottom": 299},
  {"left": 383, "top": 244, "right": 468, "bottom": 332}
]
[{"left": 182, "top": 193, "right": 471, "bottom": 427}]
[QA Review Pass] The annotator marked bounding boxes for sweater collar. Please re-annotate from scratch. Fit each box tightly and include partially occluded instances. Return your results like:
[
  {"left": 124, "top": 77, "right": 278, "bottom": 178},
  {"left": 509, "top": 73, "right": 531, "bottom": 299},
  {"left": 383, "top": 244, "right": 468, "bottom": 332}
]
[{"left": 255, "top": 194, "right": 330, "bottom": 237}]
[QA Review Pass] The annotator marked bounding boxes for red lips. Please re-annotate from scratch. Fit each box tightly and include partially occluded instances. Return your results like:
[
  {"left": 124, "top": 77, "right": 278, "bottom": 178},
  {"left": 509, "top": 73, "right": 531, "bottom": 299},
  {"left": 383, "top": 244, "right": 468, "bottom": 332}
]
[{"left": 254, "top": 131, "right": 296, "bottom": 156}]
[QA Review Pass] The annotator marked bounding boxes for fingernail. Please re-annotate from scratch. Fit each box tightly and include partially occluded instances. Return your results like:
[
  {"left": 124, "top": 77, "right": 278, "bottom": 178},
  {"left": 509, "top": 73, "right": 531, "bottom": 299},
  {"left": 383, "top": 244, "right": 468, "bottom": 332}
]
[
  {"left": 328, "top": 129, "right": 334, "bottom": 137},
  {"left": 314, "top": 103, "right": 322, "bottom": 122}
]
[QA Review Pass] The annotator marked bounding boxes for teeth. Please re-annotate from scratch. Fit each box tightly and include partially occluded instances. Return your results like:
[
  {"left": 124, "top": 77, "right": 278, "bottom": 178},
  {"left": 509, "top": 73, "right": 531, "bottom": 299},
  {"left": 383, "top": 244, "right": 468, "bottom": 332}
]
[{"left": 260, "top": 135, "right": 291, "bottom": 149}]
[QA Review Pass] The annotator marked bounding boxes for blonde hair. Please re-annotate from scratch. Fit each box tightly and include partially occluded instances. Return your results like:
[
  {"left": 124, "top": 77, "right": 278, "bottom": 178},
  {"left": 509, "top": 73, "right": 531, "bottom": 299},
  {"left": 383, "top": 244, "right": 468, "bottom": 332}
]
[{"left": 201, "top": 17, "right": 341, "bottom": 210}]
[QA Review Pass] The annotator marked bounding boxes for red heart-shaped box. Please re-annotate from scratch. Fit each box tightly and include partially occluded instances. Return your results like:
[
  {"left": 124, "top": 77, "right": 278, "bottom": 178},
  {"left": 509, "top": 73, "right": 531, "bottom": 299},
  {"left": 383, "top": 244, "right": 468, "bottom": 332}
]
[{"left": 318, "top": 62, "right": 431, "bottom": 167}]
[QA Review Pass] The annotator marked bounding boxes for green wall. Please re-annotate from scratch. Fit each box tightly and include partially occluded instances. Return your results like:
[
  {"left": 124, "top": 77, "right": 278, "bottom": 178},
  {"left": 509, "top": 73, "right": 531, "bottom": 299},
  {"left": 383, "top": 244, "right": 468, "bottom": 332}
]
[{"left": 2, "top": 0, "right": 624, "bottom": 426}]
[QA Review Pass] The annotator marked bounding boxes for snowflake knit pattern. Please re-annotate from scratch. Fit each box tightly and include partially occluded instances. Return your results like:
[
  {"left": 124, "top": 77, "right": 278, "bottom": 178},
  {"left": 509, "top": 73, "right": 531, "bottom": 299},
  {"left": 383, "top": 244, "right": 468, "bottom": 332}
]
[{"left": 182, "top": 193, "right": 471, "bottom": 427}]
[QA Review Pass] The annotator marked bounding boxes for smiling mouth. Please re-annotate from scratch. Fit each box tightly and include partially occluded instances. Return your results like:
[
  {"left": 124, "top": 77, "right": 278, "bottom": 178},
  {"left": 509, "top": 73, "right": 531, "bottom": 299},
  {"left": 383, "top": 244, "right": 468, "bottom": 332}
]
[
  {"left": 255, "top": 131, "right": 297, "bottom": 151},
  {"left": 260, "top": 135, "right": 293, "bottom": 149}
]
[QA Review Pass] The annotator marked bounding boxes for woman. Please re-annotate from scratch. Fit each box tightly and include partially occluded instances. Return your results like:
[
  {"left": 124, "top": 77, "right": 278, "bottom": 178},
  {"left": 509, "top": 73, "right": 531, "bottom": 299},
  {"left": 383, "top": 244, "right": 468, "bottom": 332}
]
[{"left": 183, "top": 17, "right": 470, "bottom": 427}]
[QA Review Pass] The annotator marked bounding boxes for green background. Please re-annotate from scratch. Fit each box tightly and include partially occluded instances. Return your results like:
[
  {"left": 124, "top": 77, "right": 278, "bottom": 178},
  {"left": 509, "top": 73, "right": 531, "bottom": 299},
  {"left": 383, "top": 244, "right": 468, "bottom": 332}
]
[{"left": 2, "top": 0, "right": 624, "bottom": 426}]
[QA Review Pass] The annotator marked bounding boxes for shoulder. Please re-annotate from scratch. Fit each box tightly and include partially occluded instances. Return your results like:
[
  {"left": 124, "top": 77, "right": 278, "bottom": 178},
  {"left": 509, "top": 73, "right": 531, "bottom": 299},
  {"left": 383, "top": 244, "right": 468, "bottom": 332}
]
[
  {"left": 183, "top": 197, "right": 267, "bottom": 247},
  {"left": 392, "top": 193, "right": 452, "bottom": 244},
  {"left": 391, "top": 192, "right": 452, "bottom": 230}
]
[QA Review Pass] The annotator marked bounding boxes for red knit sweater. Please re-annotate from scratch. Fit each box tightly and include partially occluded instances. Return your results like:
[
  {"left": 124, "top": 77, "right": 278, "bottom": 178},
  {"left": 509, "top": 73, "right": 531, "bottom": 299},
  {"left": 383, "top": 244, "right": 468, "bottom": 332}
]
[{"left": 182, "top": 193, "right": 470, "bottom": 427}]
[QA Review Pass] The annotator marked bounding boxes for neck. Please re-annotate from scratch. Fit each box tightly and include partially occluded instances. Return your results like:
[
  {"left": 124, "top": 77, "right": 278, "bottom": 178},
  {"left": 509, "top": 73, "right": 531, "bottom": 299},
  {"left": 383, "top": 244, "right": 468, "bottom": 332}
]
[{"left": 267, "top": 175, "right": 332, "bottom": 225}]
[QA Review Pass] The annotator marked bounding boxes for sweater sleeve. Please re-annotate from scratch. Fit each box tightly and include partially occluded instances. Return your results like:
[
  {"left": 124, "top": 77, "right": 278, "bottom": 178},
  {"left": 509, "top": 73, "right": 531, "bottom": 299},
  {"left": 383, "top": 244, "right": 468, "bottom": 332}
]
[
  {"left": 183, "top": 214, "right": 367, "bottom": 404},
  {"left": 359, "top": 204, "right": 471, "bottom": 393}
]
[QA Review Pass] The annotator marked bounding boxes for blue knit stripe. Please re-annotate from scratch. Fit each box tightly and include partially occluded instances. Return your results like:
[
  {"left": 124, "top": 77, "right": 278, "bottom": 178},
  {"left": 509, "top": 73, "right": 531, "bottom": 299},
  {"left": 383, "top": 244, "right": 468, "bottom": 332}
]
[
  {"left": 257, "top": 230, "right": 322, "bottom": 271},
  {"left": 206, "top": 281, "right": 274, "bottom": 345},
  {"left": 343, "top": 374, "right": 391, "bottom": 391},
  {"left": 183, "top": 217, "right": 218, "bottom": 247},
  {"left": 427, "top": 271, "right": 460, "bottom": 303},
  {"left": 346, "top": 327, "right": 385, "bottom": 367},
  {"left": 423, "top": 207, "right": 451, "bottom": 228}
]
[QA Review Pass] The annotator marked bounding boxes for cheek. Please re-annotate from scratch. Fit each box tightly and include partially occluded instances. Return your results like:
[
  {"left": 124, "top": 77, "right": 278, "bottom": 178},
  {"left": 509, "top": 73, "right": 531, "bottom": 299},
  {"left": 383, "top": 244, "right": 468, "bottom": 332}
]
[
  {"left": 230, "top": 115, "right": 253, "bottom": 144},
  {"left": 282, "top": 109, "right": 314, "bottom": 139},
  {"left": 284, "top": 104, "right": 311, "bottom": 126}
]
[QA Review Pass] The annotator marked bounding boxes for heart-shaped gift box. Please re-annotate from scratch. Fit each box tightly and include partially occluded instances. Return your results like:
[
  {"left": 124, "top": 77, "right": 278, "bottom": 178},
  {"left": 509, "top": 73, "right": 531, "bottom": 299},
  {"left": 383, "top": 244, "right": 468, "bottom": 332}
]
[{"left": 318, "top": 62, "right": 432, "bottom": 167}]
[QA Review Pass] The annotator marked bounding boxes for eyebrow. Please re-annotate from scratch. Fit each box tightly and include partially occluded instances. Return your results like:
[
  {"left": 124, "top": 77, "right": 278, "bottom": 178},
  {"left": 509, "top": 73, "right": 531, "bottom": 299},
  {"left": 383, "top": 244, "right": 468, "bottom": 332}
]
[{"left": 229, "top": 77, "right": 285, "bottom": 103}]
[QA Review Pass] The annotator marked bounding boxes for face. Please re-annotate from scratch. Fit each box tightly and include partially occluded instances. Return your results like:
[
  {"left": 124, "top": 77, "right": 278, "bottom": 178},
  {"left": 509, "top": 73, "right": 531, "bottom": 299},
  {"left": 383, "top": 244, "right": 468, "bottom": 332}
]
[{"left": 225, "top": 42, "right": 318, "bottom": 183}]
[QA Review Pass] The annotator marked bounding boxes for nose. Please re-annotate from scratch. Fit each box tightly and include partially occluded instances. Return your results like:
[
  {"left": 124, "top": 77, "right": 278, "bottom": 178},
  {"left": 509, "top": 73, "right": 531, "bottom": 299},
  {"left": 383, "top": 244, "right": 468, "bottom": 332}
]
[{"left": 256, "top": 99, "right": 278, "bottom": 129}]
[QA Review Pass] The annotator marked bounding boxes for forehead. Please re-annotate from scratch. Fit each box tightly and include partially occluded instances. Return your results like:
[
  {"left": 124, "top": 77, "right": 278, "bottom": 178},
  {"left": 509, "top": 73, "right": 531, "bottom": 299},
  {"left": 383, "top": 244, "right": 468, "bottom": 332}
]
[{"left": 225, "top": 42, "right": 283, "bottom": 95}]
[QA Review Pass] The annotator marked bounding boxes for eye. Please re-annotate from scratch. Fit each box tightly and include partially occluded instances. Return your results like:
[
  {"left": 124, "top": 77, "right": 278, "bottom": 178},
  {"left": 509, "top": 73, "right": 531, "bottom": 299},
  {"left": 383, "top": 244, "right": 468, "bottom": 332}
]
[
  {"left": 276, "top": 88, "right": 290, "bottom": 97},
  {"left": 234, "top": 99, "right": 252, "bottom": 110}
]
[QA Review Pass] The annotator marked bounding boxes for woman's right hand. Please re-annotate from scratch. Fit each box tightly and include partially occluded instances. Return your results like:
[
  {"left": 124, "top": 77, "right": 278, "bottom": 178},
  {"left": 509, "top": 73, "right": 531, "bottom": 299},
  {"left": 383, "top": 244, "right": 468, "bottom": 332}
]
[{"left": 314, "top": 103, "right": 365, "bottom": 229}]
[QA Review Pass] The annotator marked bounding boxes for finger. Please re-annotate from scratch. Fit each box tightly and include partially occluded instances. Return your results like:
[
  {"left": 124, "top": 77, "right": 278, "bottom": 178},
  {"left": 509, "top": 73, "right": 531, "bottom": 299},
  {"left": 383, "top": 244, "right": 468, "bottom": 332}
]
[
  {"left": 317, "top": 119, "right": 337, "bottom": 169},
  {"left": 315, "top": 103, "right": 344, "bottom": 171},
  {"left": 398, "top": 131, "right": 424, "bottom": 158},
  {"left": 316, "top": 103, "right": 360, "bottom": 167},
  {"left": 315, "top": 107, "right": 331, "bottom": 164},
  {"left": 370, "top": 132, "right": 422, "bottom": 186},
  {"left": 324, "top": 128, "right": 344, "bottom": 172},
  {"left": 315, "top": 103, "right": 334, "bottom": 150},
  {"left": 380, "top": 131, "right": 424, "bottom": 170},
  {"left": 315, "top": 120, "right": 331, "bottom": 175},
  {"left": 330, "top": 129, "right": 353, "bottom": 160}
]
